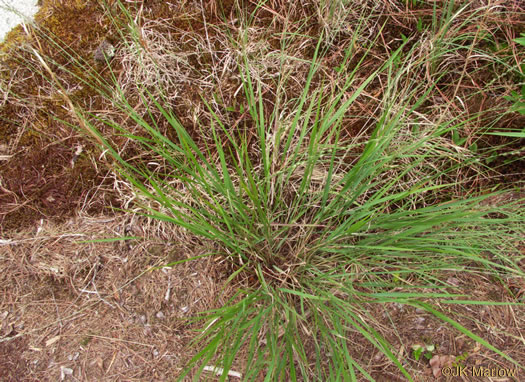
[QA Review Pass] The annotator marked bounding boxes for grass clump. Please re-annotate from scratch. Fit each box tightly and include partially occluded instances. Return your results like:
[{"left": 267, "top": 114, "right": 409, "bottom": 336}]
[{"left": 12, "top": 0, "right": 525, "bottom": 380}]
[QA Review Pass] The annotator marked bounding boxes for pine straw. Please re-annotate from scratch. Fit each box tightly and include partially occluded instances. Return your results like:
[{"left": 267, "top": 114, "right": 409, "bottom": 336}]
[{"left": 0, "top": 212, "right": 237, "bottom": 381}]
